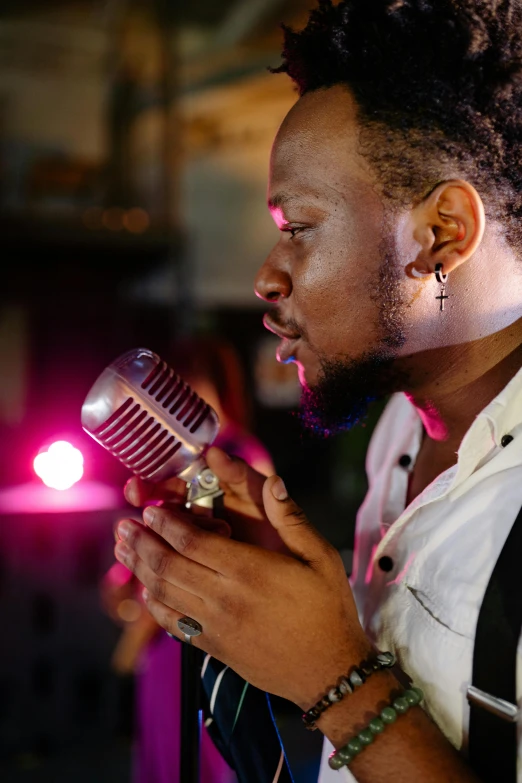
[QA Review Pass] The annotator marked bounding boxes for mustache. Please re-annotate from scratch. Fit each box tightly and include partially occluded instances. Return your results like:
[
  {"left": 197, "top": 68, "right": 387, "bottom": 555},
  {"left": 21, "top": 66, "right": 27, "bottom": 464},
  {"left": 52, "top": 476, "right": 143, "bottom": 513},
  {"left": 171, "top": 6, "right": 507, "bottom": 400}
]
[{"left": 265, "top": 308, "right": 306, "bottom": 340}]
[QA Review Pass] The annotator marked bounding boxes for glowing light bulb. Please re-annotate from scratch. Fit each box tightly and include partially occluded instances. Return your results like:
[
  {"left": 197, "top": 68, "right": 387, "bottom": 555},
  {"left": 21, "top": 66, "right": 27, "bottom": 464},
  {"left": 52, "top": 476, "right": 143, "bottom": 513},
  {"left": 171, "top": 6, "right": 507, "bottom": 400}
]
[{"left": 33, "top": 441, "right": 84, "bottom": 491}]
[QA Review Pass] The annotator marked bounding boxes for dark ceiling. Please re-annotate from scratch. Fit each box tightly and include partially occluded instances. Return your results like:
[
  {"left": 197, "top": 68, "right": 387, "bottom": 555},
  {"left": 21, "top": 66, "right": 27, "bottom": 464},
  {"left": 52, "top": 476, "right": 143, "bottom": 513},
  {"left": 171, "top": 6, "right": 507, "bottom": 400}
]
[{"left": 0, "top": 0, "right": 288, "bottom": 26}]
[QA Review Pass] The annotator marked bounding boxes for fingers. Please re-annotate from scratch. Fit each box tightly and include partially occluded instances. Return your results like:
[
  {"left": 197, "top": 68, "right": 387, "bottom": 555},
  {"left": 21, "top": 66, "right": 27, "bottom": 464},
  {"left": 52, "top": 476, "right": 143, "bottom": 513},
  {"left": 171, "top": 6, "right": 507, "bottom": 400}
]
[
  {"left": 206, "top": 447, "right": 266, "bottom": 504},
  {"left": 114, "top": 535, "right": 205, "bottom": 618},
  {"left": 142, "top": 504, "right": 245, "bottom": 574},
  {"left": 123, "top": 448, "right": 267, "bottom": 524},
  {"left": 188, "top": 516, "right": 232, "bottom": 538},
  {"left": 206, "top": 447, "right": 248, "bottom": 485},
  {"left": 142, "top": 591, "right": 211, "bottom": 653},
  {"left": 124, "top": 475, "right": 187, "bottom": 508},
  {"left": 262, "top": 475, "right": 332, "bottom": 565},
  {"left": 116, "top": 539, "right": 205, "bottom": 623},
  {"left": 116, "top": 518, "right": 220, "bottom": 597},
  {"left": 115, "top": 504, "right": 230, "bottom": 546}
]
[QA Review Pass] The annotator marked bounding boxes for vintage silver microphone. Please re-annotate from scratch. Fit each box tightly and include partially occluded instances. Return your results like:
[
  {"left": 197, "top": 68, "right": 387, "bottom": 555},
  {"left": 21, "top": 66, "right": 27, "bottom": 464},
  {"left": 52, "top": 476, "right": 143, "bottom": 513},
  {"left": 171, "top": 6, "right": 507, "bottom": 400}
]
[
  {"left": 81, "top": 347, "right": 223, "bottom": 508},
  {"left": 81, "top": 347, "right": 223, "bottom": 783}
]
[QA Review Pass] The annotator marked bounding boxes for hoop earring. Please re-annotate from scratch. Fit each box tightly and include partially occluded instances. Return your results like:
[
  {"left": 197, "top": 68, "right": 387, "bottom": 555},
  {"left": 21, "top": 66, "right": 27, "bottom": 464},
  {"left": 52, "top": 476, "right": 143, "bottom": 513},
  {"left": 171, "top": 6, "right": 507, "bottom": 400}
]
[{"left": 434, "top": 263, "right": 449, "bottom": 311}]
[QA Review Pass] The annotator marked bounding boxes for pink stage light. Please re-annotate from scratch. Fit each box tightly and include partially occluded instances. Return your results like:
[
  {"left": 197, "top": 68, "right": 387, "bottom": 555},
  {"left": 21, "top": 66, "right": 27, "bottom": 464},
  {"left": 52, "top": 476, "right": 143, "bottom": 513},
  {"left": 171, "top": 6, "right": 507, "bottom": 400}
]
[{"left": 33, "top": 441, "right": 84, "bottom": 491}]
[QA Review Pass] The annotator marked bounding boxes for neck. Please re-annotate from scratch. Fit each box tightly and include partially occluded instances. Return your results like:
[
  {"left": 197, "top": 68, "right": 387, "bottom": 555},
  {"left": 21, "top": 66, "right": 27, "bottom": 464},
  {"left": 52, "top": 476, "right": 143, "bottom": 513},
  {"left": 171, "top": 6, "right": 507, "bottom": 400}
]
[{"left": 403, "top": 318, "right": 522, "bottom": 449}]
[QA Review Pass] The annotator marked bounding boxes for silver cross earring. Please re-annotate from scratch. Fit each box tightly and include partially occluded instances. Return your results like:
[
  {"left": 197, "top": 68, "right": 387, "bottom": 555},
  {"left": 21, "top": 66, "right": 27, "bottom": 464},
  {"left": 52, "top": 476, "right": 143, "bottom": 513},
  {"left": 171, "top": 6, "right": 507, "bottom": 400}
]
[{"left": 435, "top": 263, "right": 449, "bottom": 311}]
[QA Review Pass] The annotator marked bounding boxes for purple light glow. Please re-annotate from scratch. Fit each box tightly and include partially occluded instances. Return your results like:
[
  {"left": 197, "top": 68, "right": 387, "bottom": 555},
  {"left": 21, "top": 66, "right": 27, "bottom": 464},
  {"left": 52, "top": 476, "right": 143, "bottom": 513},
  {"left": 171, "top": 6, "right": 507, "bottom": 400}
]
[
  {"left": 0, "top": 480, "right": 121, "bottom": 515},
  {"left": 33, "top": 440, "right": 84, "bottom": 490}
]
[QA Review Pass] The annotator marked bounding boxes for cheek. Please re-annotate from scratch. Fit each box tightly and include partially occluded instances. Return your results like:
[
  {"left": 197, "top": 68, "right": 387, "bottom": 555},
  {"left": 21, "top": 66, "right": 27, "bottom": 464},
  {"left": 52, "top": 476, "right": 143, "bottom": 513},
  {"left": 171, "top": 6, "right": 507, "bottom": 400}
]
[{"left": 295, "top": 248, "right": 379, "bottom": 348}]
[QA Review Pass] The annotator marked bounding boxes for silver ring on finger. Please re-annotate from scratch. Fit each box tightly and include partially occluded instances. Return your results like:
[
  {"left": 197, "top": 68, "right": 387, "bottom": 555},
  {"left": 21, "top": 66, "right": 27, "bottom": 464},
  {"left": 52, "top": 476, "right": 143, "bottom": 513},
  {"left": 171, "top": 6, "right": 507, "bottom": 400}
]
[{"left": 177, "top": 616, "right": 203, "bottom": 645}]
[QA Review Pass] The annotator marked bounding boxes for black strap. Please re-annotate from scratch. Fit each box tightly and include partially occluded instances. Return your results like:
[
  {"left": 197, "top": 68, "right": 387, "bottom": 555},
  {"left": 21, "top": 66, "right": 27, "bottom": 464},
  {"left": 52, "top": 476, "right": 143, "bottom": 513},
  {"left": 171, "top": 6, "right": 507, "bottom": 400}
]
[{"left": 468, "top": 504, "right": 522, "bottom": 782}]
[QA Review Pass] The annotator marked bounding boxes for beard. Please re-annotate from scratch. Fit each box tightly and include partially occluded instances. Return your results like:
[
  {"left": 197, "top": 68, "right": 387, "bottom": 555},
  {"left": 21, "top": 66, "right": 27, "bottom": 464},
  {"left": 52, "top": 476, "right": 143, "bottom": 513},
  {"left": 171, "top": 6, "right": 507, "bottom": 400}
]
[{"left": 298, "top": 236, "right": 407, "bottom": 437}]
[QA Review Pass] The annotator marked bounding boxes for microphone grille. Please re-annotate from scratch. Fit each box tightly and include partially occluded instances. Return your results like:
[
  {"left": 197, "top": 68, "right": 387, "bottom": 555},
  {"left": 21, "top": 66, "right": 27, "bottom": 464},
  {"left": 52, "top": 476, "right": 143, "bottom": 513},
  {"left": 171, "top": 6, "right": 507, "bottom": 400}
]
[
  {"left": 82, "top": 349, "right": 219, "bottom": 482},
  {"left": 140, "top": 359, "right": 212, "bottom": 434},
  {"left": 90, "top": 396, "right": 183, "bottom": 480}
]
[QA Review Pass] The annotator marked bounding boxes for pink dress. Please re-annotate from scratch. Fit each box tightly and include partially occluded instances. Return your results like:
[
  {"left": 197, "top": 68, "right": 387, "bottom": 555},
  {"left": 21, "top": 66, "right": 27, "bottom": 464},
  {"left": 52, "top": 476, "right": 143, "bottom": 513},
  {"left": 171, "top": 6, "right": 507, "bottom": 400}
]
[{"left": 133, "top": 630, "right": 234, "bottom": 783}]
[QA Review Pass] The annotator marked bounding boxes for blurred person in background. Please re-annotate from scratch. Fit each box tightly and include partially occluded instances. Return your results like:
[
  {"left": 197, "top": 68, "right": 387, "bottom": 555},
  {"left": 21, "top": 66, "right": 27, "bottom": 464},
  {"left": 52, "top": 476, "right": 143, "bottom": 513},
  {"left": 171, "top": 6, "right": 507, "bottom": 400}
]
[{"left": 102, "top": 335, "right": 273, "bottom": 783}]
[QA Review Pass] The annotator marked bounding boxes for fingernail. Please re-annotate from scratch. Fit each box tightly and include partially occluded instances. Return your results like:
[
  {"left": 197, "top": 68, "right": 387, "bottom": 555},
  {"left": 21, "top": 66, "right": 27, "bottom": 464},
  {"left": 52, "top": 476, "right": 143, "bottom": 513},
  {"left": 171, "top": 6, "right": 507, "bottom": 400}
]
[
  {"left": 142, "top": 587, "right": 149, "bottom": 601},
  {"left": 118, "top": 521, "right": 132, "bottom": 541},
  {"left": 143, "top": 506, "right": 155, "bottom": 525},
  {"left": 115, "top": 541, "right": 130, "bottom": 560},
  {"left": 272, "top": 477, "right": 288, "bottom": 501}
]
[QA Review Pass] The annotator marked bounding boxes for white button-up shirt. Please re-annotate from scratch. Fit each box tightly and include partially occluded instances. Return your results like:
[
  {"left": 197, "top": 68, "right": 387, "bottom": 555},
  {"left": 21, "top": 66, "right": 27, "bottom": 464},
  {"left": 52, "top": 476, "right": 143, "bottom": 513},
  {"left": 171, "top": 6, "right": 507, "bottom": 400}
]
[{"left": 319, "top": 368, "right": 522, "bottom": 782}]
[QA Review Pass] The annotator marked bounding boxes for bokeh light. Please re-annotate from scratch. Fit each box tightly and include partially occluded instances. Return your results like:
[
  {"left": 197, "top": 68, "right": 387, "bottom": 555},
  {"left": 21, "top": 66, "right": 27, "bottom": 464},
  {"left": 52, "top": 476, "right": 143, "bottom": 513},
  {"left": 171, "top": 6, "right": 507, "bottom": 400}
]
[
  {"left": 123, "top": 207, "right": 150, "bottom": 234},
  {"left": 102, "top": 207, "right": 124, "bottom": 231},
  {"left": 33, "top": 441, "right": 84, "bottom": 491},
  {"left": 117, "top": 599, "right": 142, "bottom": 623}
]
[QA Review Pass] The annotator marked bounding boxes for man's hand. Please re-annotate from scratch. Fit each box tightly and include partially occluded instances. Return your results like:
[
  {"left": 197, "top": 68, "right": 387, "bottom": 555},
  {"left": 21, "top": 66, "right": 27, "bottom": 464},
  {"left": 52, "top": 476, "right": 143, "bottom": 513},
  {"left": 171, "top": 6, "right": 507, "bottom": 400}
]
[
  {"left": 114, "top": 474, "right": 371, "bottom": 709},
  {"left": 124, "top": 446, "right": 286, "bottom": 553}
]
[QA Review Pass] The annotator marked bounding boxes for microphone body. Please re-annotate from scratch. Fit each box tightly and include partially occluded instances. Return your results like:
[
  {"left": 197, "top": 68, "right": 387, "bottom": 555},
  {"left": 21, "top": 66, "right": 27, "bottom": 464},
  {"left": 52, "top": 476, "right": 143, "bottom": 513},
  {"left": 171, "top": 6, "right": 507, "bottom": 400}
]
[{"left": 81, "top": 347, "right": 222, "bottom": 506}]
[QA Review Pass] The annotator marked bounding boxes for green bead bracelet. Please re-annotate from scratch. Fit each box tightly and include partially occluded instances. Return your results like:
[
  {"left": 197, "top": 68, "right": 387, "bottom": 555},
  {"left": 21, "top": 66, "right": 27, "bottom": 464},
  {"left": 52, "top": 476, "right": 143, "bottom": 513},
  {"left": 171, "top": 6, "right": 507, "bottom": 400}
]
[{"left": 328, "top": 687, "right": 424, "bottom": 770}]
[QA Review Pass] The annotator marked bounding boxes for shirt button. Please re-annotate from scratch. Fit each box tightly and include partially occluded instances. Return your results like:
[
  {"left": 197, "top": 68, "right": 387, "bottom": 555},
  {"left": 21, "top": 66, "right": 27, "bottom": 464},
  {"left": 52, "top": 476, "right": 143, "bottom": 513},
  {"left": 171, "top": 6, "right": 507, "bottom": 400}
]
[
  {"left": 378, "top": 556, "right": 394, "bottom": 572},
  {"left": 501, "top": 434, "right": 514, "bottom": 447},
  {"left": 398, "top": 454, "right": 411, "bottom": 468}
]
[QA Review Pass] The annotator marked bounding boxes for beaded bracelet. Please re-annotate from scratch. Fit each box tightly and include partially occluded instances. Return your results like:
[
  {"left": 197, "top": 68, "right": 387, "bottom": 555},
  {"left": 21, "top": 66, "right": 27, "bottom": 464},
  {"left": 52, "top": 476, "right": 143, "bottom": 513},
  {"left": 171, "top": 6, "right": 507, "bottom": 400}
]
[
  {"left": 302, "top": 651, "right": 396, "bottom": 730},
  {"left": 328, "top": 687, "right": 424, "bottom": 770}
]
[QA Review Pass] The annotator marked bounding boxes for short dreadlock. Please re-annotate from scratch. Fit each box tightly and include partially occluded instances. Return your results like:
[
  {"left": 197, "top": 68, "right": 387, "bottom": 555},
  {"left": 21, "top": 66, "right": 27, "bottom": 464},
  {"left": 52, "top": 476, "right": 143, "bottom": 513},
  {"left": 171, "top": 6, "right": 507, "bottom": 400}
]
[{"left": 273, "top": 0, "right": 522, "bottom": 249}]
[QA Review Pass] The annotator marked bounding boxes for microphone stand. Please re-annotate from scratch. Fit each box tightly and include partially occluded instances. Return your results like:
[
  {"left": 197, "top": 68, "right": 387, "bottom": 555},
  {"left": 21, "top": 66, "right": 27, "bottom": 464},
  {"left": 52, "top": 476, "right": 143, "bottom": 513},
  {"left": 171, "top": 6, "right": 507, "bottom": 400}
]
[
  {"left": 180, "top": 643, "right": 202, "bottom": 783},
  {"left": 179, "top": 467, "right": 224, "bottom": 783}
]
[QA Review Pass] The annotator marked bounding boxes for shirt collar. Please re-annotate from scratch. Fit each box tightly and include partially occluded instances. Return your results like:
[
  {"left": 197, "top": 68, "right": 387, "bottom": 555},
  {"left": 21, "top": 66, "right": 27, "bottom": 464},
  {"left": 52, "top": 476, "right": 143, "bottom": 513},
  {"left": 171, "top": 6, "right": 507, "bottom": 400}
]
[
  {"left": 371, "top": 367, "right": 522, "bottom": 565},
  {"left": 480, "top": 364, "right": 522, "bottom": 446},
  {"left": 405, "top": 364, "right": 522, "bottom": 491},
  {"left": 455, "top": 364, "right": 522, "bottom": 482}
]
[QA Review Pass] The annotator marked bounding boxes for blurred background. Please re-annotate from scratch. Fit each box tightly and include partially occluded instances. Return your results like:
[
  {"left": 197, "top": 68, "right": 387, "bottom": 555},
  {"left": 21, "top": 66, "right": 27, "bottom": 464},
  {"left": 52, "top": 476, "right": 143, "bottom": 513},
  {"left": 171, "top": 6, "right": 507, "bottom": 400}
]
[{"left": 0, "top": 1, "right": 384, "bottom": 781}]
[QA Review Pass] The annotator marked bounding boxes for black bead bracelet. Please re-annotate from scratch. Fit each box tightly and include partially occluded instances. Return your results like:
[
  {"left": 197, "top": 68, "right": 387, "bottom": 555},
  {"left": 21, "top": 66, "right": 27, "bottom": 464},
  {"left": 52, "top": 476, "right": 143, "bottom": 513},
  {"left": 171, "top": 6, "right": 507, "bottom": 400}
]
[{"left": 302, "top": 651, "right": 396, "bottom": 730}]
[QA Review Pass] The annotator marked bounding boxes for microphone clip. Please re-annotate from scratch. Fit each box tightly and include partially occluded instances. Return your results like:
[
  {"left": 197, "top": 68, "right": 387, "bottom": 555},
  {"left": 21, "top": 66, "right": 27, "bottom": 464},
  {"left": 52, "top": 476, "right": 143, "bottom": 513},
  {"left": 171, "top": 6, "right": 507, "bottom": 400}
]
[{"left": 185, "top": 467, "right": 224, "bottom": 510}]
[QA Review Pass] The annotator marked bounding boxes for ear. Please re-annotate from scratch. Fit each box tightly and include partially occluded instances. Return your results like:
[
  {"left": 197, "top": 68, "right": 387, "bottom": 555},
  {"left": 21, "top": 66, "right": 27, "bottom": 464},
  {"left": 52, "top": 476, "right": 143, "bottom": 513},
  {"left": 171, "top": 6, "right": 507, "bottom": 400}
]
[{"left": 407, "top": 179, "right": 485, "bottom": 278}]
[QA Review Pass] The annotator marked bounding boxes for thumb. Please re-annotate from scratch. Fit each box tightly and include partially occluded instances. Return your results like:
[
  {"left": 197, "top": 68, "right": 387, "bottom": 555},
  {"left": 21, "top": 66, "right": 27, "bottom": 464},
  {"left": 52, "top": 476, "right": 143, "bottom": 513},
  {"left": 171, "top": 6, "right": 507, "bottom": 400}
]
[
  {"left": 206, "top": 446, "right": 265, "bottom": 509},
  {"left": 206, "top": 446, "right": 250, "bottom": 489},
  {"left": 262, "top": 475, "right": 330, "bottom": 564}
]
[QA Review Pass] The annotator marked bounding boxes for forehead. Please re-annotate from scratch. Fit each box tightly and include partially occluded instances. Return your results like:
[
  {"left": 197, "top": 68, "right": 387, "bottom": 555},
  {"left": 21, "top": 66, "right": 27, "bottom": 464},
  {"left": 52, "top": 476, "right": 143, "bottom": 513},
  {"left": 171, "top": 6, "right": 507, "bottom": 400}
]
[{"left": 269, "top": 85, "right": 375, "bottom": 206}]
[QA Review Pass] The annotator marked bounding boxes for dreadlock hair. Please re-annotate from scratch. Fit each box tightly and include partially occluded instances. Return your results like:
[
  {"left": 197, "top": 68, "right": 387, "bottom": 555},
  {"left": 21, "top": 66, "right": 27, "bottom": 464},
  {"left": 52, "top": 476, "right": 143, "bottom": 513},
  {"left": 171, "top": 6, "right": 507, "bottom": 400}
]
[{"left": 272, "top": 0, "right": 522, "bottom": 249}]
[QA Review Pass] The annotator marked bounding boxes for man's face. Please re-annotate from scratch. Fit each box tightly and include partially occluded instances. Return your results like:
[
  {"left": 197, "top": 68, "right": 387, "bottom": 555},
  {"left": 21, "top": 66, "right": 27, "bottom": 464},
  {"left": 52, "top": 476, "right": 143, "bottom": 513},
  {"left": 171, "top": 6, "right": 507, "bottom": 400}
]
[{"left": 255, "top": 86, "right": 409, "bottom": 433}]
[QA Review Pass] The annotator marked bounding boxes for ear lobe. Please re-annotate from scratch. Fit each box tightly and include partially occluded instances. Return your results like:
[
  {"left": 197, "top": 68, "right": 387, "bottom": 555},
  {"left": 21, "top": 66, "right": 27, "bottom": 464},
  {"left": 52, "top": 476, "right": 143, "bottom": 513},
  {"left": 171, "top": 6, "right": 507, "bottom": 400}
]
[{"left": 409, "top": 179, "right": 485, "bottom": 277}]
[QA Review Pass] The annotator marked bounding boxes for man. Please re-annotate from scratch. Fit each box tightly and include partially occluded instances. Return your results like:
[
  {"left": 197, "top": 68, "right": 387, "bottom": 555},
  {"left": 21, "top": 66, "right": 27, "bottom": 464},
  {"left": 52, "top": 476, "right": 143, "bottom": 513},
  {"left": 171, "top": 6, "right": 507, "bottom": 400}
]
[{"left": 114, "top": 1, "right": 522, "bottom": 780}]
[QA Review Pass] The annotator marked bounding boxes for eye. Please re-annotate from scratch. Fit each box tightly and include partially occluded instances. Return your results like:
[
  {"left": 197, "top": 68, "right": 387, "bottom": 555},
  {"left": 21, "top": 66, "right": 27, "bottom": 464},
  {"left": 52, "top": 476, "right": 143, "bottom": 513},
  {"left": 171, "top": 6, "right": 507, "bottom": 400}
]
[{"left": 281, "top": 225, "right": 305, "bottom": 240}]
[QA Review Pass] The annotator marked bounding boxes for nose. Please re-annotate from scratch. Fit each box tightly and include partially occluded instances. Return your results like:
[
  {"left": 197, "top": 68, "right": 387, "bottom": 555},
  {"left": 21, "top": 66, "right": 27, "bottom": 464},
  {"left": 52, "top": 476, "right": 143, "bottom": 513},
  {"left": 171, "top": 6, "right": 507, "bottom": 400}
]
[{"left": 254, "top": 255, "right": 292, "bottom": 302}]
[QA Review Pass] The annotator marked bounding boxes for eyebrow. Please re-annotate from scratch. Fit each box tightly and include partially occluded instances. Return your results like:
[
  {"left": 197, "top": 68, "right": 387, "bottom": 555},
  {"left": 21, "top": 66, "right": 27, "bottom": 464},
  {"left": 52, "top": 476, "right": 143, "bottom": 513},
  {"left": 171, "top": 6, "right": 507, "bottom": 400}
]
[
  {"left": 267, "top": 193, "right": 296, "bottom": 210},
  {"left": 267, "top": 190, "right": 325, "bottom": 212}
]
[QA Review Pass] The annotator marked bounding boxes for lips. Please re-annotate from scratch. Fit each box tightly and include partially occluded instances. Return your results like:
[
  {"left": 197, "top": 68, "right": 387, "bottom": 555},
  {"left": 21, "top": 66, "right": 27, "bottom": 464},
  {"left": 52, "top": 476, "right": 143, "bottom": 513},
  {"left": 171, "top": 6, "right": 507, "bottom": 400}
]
[
  {"left": 263, "top": 312, "right": 301, "bottom": 363},
  {"left": 262, "top": 312, "right": 300, "bottom": 340}
]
